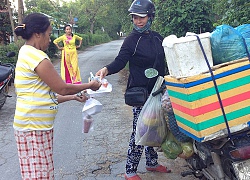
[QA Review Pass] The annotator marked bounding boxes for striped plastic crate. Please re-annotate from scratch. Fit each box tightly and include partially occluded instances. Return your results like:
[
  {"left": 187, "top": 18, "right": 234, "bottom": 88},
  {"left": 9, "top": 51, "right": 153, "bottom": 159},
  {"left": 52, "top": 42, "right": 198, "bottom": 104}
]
[{"left": 165, "top": 57, "right": 250, "bottom": 142}]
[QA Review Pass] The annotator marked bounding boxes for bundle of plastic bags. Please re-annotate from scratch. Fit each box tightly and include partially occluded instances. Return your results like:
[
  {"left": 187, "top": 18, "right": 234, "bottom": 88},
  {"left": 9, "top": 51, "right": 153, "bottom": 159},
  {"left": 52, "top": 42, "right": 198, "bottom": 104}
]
[
  {"left": 161, "top": 129, "right": 194, "bottom": 159},
  {"left": 161, "top": 90, "right": 194, "bottom": 159},
  {"left": 235, "top": 24, "right": 250, "bottom": 56},
  {"left": 211, "top": 24, "right": 250, "bottom": 65}
]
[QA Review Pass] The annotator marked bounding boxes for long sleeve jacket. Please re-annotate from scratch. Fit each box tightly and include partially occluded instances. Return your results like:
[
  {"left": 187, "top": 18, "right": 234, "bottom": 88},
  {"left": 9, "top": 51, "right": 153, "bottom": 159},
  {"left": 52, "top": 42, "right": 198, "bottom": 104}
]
[{"left": 106, "top": 29, "right": 166, "bottom": 94}]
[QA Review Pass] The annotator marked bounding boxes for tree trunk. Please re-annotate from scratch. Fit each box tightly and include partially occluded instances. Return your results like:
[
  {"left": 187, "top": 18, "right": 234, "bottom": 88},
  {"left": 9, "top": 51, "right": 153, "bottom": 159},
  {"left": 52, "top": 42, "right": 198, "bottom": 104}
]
[
  {"left": 18, "top": 0, "right": 24, "bottom": 24},
  {"left": 90, "top": 19, "right": 95, "bottom": 34},
  {"left": 7, "top": 0, "right": 17, "bottom": 42},
  {"left": 90, "top": 22, "right": 94, "bottom": 34}
]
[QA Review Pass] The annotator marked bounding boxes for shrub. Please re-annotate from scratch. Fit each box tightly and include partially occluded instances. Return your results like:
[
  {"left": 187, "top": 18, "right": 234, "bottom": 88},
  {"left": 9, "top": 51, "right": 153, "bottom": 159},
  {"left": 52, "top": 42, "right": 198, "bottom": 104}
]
[
  {"left": 46, "top": 35, "right": 58, "bottom": 58},
  {"left": 0, "top": 43, "right": 19, "bottom": 65}
]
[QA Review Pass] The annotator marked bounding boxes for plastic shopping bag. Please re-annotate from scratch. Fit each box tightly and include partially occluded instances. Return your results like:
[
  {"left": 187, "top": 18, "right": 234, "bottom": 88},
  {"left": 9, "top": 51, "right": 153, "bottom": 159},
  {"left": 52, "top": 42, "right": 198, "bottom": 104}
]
[
  {"left": 82, "top": 98, "right": 102, "bottom": 134},
  {"left": 161, "top": 129, "right": 183, "bottom": 159},
  {"left": 135, "top": 76, "right": 167, "bottom": 147},
  {"left": 82, "top": 98, "right": 103, "bottom": 116},
  {"left": 82, "top": 115, "right": 94, "bottom": 133}
]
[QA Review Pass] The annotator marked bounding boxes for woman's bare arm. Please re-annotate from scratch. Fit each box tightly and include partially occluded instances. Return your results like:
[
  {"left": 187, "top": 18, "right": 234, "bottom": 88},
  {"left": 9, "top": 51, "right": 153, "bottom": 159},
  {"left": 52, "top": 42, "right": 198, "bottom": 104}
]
[{"left": 35, "top": 59, "right": 101, "bottom": 95}]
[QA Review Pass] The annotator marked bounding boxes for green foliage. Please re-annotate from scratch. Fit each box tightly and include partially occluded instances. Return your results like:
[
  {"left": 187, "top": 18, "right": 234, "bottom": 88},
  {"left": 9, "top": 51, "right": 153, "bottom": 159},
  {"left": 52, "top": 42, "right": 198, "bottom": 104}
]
[
  {"left": 24, "top": 0, "right": 55, "bottom": 15},
  {"left": 78, "top": 34, "right": 90, "bottom": 47},
  {"left": 0, "top": 0, "right": 12, "bottom": 44},
  {"left": 24, "top": 0, "right": 70, "bottom": 32},
  {"left": 45, "top": 35, "right": 57, "bottom": 58},
  {"left": 0, "top": 43, "right": 19, "bottom": 65},
  {"left": 153, "top": 0, "right": 214, "bottom": 37},
  {"left": 9, "top": 0, "right": 250, "bottom": 50},
  {"left": 212, "top": 0, "right": 250, "bottom": 27},
  {"left": 91, "top": 33, "right": 111, "bottom": 45},
  {"left": 104, "top": 0, "right": 131, "bottom": 37}
]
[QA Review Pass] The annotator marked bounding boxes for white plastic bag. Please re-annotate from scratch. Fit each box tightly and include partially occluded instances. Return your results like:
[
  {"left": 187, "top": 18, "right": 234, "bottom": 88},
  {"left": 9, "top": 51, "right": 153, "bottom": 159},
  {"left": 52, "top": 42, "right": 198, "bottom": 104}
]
[
  {"left": 135, "top": 76, "right": 167, "bottom": 147},
  {"left": 86, "top": 78, "right": 112, "bottom": 98},
  {"left": 82, "top": 115, "right": 94, "bottom": 133},
  {"left": 82, "top": 98, "right": 103, "bottom": 116}
]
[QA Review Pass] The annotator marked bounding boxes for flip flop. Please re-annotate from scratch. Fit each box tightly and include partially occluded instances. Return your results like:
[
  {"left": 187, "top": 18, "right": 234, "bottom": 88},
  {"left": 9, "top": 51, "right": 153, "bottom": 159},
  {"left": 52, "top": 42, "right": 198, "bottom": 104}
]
[
  {"left": 146, "top": 165, "right": 172, "bottom": 173},
  {"left": 124, "top": 174, "right": 141, "bottom": 180}
]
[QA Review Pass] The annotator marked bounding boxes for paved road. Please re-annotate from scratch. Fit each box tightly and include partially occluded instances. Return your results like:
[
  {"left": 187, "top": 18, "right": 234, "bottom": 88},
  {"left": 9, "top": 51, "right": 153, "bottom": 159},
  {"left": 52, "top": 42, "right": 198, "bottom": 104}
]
[{"left": 0, "top": 38, "right": 196, "bottom": 180}]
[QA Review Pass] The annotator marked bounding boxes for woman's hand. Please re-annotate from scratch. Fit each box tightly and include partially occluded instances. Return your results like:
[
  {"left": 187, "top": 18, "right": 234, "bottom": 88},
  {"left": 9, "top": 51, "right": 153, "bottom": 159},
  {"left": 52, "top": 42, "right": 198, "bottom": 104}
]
[
  {"left": 89, "top": 80, "right": 102, "bottom": 91},
  {"left": 96, "top": 67, "right": 108, "bottom": 80},
  {"left": 57, "top": 94, "right": 88, "bottom": 103},
  {"left": 74, "top": 94, "right": 88, "bottom": 103},
  {"left": 55, "top": 44, "right": 63, "bottom": 50}
]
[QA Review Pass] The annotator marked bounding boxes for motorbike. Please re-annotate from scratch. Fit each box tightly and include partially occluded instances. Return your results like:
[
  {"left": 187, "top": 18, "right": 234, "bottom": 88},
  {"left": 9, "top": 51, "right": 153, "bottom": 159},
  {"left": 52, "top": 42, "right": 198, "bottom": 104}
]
[
  {"left": 163, "top": 94, "right": 250, "bottom": 180},
  {"left": 161, "top": 32, "right": 250, "bottom": 180},
  {"left": 0, "top": 52, "right": 16, "bottom": 110},
  {"left": 181, "top": 129, "right": 250, "bottom": 180}
]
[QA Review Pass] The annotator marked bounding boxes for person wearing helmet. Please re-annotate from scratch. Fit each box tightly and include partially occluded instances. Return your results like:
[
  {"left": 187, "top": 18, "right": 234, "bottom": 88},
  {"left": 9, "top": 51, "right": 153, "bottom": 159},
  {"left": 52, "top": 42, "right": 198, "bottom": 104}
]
[{"left": 96, "top": 0, "right": 171, "bottom": 179}]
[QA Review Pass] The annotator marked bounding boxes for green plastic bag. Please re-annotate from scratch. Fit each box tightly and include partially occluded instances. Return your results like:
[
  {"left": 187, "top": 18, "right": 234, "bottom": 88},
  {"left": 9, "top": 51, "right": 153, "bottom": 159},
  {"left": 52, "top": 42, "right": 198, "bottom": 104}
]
[
  {"left": 161, "top": 129, "right": 182, "bottom": 159},
  {"left": 178, "top": 141, "right": 194, "bottom": 159}
]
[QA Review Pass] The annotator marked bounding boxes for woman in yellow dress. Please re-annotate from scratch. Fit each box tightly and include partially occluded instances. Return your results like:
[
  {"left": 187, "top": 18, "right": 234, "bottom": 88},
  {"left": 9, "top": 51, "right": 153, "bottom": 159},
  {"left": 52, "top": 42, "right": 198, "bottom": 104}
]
[{"left": 53, "top": 24, "right": 82, "bottom": 84}]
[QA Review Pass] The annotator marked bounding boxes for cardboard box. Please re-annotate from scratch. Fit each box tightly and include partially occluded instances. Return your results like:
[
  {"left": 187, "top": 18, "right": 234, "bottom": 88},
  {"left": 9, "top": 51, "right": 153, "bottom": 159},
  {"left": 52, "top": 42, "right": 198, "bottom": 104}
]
[
  {"left": 165, "top": 57, "right": 250, "bottom": 142},
  {"left": 162, "top": 32, "right": 213, "bottom": 77}
]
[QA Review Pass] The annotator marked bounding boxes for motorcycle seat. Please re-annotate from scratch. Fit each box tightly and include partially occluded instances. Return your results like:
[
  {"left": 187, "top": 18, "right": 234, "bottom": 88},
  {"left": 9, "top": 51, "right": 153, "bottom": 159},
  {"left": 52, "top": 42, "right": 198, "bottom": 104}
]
[{"left": 0, "top": 65, "right": 12, "bottom": 82}]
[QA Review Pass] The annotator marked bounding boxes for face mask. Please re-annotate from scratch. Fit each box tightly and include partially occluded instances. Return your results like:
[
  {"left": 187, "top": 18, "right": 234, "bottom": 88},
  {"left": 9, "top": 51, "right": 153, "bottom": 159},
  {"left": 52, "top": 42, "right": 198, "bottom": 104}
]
[{"left": 133, "top": 18, "right": 152, "bottom": 33}]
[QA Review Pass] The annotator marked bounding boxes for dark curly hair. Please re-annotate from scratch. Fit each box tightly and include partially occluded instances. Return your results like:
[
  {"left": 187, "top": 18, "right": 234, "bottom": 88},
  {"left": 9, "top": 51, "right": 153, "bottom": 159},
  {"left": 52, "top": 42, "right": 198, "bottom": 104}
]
[{"left": 14, "top": 13, "right": 50, "bottom": 40}]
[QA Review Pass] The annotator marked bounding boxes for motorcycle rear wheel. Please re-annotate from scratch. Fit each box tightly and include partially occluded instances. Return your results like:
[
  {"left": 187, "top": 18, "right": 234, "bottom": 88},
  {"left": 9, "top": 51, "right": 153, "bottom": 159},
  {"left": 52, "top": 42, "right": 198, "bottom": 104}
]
[{"left": 0, "top": 85, "right": 9, "bottom": 110}]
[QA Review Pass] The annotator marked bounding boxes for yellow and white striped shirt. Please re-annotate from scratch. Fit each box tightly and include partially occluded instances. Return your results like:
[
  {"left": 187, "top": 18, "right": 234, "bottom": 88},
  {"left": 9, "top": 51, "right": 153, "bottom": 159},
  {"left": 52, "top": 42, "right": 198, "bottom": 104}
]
[{"left": 13, "top": 45, "right": 58, "bottom": 131}]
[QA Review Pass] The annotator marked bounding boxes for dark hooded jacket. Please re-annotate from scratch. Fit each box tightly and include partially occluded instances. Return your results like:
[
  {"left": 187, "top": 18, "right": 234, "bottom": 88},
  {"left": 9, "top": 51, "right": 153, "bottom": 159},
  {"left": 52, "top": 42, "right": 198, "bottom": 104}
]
[{"left": 106, "top": 29, "right": 166, "bottom": 94}]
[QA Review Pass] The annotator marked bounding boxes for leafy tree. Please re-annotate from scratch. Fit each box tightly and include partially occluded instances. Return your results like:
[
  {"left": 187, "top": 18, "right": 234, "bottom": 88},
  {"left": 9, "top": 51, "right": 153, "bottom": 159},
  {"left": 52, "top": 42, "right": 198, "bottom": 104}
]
[
  {"left": 24, "top": 0, "right": 72, "bottom": 35},
  {"left": 24, "top": 0, "right": 55, "bottom": 15},
  {"left": 12, "top": 0, "right": 250, "bottom": 41},
  {"left": 212, "top": 0, "right": 250, "bottom": 27},
  {"left": 74, "top": 0, "right": 111, "bottom": 34},
  {"left": 153, "top": 0, "right": 214, "bottom": 37},
  {"left": 94, "top": 0, "right": 131, "bottom": 38},
  {"left": 111, "top": 0, "right": 132, "bottom": 35},
  {"left": 0, "top": 0, "right": 12, "bottom": 44}
]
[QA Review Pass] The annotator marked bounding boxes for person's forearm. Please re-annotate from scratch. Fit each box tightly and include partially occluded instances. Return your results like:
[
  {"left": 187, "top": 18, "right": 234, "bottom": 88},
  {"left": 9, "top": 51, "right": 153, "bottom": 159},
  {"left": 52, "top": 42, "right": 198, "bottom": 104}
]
[
  {"left": 77, "top": 40, "right": 82, "bottom": 48},
  {"left": 57, "top": 83, "right": 92, "bottom": 96},
  {"left": 54, "top": 43, "right": 63, "bottom": 50},
  {"left": 57, "top": 94, "right": 76, "bottom": 103},
  {"left": 36, "top": 59, "right": 99, "bottom": 96}
]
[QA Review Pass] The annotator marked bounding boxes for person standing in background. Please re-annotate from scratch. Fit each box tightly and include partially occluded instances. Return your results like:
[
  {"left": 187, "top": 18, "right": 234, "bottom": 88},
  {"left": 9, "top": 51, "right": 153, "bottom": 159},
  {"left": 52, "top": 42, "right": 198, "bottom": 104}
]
[
  {"left": 96, "top": 0, "right": 171, "bottom": 180},
  {"left": 14, "top": 13, "right": 101, "bottom": 180},
  {"left": 53, "top": 24, "right": 83, "bottom": 84}
]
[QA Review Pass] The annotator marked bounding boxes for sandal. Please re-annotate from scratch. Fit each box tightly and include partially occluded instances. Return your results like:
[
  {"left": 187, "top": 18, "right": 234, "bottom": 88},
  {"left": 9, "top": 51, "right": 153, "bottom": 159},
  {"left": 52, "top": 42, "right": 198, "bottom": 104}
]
[
  {"left": 146, "top": 165, "right": 171, "bottom": 173},
  {"left": 124, "top": 174, "right": 142, "bottom": 180}
]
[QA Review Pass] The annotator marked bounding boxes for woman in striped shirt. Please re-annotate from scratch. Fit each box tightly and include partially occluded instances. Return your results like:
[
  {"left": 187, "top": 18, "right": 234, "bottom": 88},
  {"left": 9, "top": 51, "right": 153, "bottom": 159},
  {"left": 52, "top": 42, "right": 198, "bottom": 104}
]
[{"left": 13, "top": 13, "right": 101, "bottom": 180}]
